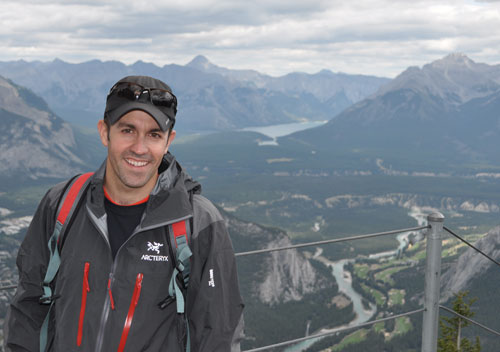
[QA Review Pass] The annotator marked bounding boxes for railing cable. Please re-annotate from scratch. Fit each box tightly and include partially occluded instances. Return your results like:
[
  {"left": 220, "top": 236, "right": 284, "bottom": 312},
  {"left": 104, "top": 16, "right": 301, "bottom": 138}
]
[
  {"left": 242, "top": 308, "right": 424, "bottom": 352},
  {"left": 439, "top": 305, "right": 500, "bottom": 337},
  {"left": 0, "top": 285, "right": 17, "bottom": 291},
  {"left": 443, "top": 226, "right": 500, "bottom": 269},
  {"left": 235, "top": 225, "right": 429, "bottom": 257},
  {"left": 0, "top": 225, "right": 429, "bottom": 291}
]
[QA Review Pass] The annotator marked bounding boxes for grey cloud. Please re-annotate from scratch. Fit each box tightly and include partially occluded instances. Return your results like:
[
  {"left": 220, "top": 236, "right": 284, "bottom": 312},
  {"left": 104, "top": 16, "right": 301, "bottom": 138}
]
[
  {"left": 0, "top": 0, "right": 500, "bottom": 78},
  {"left": 5, "top": 0, "right": 331, "bottom": 36}
]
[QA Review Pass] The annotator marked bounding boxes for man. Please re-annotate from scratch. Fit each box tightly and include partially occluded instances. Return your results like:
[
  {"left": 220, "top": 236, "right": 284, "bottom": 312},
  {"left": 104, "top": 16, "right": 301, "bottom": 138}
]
[{"left": 5, "top": 76, "right": 244, "bottom": 351}]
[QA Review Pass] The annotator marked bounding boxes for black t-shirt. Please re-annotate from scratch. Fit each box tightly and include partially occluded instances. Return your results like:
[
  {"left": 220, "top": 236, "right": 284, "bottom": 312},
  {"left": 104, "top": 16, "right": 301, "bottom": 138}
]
[{"left": 104, "top": 198, "right": 147, "bottom": 259}]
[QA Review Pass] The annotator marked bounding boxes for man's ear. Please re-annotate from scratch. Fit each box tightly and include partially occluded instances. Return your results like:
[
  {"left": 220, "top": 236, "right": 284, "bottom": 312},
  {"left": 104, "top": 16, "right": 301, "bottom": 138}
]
[
  {"left": 97, "top": 120, "right": 109, "bottom": 147},
  {"left": 165, "top": 129, "right": 176, "bottom": 154}
]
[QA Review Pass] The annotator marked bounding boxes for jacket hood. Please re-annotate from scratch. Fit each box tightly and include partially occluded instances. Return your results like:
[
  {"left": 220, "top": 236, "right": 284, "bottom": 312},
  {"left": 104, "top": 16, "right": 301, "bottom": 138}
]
[{"left": 156, "top": 152, "right": 201, "bottom": 196}]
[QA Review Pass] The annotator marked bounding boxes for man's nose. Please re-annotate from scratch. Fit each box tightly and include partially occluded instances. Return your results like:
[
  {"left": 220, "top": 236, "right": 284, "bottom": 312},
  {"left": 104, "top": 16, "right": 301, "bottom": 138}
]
[{"left": 130, "top": 136, "right": 148, "bottom": 154}]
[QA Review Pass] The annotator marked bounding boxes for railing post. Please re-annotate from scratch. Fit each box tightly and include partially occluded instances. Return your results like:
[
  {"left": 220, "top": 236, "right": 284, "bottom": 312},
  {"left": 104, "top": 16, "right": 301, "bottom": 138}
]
[{"left": 421, "top": 212, "right": 445, "bottom": 352}]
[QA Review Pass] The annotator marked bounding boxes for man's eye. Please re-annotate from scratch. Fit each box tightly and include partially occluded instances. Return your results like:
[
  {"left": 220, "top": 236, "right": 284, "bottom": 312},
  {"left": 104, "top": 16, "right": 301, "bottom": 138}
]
[
  {"left": 150, "top": 133, "right": 162, "bottom": 139},
  {"left": 121, "top": 128, "right": 133, "bottom": 134}
]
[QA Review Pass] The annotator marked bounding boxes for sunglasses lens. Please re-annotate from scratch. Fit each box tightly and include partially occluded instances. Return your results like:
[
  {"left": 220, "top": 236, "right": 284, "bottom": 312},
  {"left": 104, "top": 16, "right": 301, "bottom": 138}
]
[
  {"left": 107, "top": 82, "right": 177, "bottom": 121},
  {"left": 150, "top": 90, "right": 176, "bottom": 108},
  {"left": 107, "top": 83, "right": 140, "bottom": 107}
]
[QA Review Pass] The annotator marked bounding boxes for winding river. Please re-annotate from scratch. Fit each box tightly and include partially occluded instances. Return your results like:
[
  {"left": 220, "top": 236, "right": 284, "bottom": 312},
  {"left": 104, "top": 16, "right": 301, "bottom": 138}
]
[{"left": 283, "top": 206, "right": 428, "bottom": 352}]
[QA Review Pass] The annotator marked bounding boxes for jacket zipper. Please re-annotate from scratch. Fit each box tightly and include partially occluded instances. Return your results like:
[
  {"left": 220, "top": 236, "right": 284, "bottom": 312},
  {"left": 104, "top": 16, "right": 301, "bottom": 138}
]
[
  {"left": 88, "top": 209, "right": 113, "bottom": 352},
  {"left": 77, "top": 262, "right": 90, "bottom": 347},
  {"left": 88, "top": 204, "right": 192, "bottom": 352},
  {"left": 118, "top": 273, "right": 144, "bottom": 352}
]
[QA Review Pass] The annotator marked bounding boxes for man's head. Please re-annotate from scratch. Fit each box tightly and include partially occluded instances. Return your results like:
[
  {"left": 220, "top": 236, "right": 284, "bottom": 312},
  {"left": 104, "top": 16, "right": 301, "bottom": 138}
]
[
  {"left": 98, "top": 76, "right": 178, "bottom": 203},
  {"left": 104, "top": 75, "right": 177, "bottom": 133}
]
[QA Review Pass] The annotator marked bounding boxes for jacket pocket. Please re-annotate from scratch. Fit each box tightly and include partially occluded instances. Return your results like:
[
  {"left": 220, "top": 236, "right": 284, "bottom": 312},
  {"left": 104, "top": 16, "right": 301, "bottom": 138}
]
[
  {"left": 118, "top": 273, "right": 144, "bottom": 352},
  {"left": 77, "top": 262, "right": 90, "bottom": 347}
]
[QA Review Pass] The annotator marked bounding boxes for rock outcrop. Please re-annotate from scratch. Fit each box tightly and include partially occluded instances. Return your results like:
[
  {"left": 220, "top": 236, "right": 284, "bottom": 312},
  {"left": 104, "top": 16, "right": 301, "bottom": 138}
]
[
  {"left": 225, "top": 212, "right": 328, "bottom": 305},
  {"left": 441, "top": 226, "right": 500, "bottom": 302},
  {"left": 258, "top": 236, "right": 319, "bottom": 304}
]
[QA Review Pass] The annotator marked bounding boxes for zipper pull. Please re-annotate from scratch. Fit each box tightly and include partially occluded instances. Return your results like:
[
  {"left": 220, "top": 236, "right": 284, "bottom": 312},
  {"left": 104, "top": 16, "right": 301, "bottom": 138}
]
[
  {"left": 84, "top": 262, "right": 90, "bottom": 292},
  {"left": 77, "top": 262, "right": 91, "bottom": 347},
  {"left": 108, "top": 275, "right": 115, "bottom": 310},
  {"left": 117, "top": 273, "right": 144, "bottom": 352},
  {"left": 134, "top": 274, "right": 143, "bottom": 306}
]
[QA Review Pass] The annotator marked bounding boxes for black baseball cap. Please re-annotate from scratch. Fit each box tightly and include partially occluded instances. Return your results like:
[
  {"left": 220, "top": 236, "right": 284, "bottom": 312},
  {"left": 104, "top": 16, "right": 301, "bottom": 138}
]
[{"left": 104, "top": 75, "right": 177, "bottom": 131}]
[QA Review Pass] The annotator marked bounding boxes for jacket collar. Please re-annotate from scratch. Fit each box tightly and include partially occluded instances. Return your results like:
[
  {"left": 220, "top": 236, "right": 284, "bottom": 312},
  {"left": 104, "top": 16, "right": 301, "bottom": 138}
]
[{"left": 86, "top": 153, "right": 199, "bottom": 226}]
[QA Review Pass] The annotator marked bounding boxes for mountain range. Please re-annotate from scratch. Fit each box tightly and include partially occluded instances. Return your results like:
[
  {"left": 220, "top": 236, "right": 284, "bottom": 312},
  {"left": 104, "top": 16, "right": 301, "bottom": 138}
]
[
  {"left": 2, "top": 53, "right": 500, "bottom": 184},
  {"left": 287, "top": 53, "right": 500, "bottom": 168},
  {"left": 0, "top": 56, "right": 389, "bottom": 132}
]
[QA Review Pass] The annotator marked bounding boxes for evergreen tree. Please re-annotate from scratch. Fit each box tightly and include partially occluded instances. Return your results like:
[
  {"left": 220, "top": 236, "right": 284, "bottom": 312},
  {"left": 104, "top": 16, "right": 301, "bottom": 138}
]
[{"left": 438, "top": 291, "right": 481, "bottom": 352}]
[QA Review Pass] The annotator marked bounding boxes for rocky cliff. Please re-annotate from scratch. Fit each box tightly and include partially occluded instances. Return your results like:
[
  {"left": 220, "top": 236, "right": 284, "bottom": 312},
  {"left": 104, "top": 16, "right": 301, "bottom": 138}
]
[
  {"left": 441, "top": 226, "right": 500, "bottom": 302},
  {"left": 225, "top": 211, "right": 329, "bottom": 305},
  {"left": 258, "top": 236, "right": 319, "bottom": 304}
]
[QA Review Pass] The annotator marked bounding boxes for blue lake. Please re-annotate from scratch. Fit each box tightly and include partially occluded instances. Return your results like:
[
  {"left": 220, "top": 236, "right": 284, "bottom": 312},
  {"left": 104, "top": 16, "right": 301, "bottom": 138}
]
[{"left": 240, "top": 120, "right": 328, "bottom": 145}]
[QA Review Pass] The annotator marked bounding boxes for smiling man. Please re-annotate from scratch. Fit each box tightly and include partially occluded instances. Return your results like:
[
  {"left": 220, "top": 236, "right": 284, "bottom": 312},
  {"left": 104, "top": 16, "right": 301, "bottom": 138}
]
[
  {"left": 5, "top": 76, "right": 244, "bottom": 352},
  {"left": 98, "top": 110, "right": 175, "bottom": 204}
]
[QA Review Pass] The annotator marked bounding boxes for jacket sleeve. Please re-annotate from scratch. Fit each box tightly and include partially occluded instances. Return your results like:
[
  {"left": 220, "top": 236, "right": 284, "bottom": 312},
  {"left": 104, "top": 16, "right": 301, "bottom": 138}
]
[
  {"left": 4, "top": 184, "right": 64, "bottom": 352},
  {"left": 187, "top": 196, "right": 245, "bottom": 352}
]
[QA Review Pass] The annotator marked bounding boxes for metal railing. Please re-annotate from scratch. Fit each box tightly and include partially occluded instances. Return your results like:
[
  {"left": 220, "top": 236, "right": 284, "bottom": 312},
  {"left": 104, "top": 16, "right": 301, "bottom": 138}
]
[
  {"left": 235, "top": 212, "right": 500, "bottom": 352},
  {"left": 235, "top": 225, "right": 428, "bottom": 257},
  {"left": 2, "top": 213, "right": 500, "bottom": 351}
]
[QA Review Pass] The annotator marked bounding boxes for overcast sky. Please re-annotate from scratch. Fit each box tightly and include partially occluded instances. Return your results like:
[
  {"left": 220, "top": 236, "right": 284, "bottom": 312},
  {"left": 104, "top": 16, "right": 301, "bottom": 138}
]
[{"left": 1, "top": 0, "right": 500, "bottom": 78}]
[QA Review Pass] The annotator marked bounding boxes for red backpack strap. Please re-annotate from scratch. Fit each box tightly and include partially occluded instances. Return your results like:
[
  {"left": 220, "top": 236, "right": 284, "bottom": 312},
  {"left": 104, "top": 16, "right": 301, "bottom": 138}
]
[
  {"left": 171, "top": 220, "right": 189, "bottom": 248},
  {"left": 56, "top": 172, "right": 94, "bottom": 226},
  {"left": 41, "top": 171, "right": 94, "bottom": 302},
  {"left": 167, "top": 218, "right": 193, "bottom": 290},
  {"left": 158, "top": 217, "right": 193, "bottom": 310}
]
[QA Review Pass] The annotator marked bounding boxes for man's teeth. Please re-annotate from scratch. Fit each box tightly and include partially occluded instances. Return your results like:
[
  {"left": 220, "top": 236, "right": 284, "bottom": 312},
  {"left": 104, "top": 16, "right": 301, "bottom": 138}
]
[{"left": 126, "top": 159, "right": 148, "bottom": 167}]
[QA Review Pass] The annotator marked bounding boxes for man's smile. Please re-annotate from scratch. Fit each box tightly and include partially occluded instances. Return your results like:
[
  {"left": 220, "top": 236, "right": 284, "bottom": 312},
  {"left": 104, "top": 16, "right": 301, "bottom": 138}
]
[{"left": 125, "top": 158, "right": 149, "bottom": 167}]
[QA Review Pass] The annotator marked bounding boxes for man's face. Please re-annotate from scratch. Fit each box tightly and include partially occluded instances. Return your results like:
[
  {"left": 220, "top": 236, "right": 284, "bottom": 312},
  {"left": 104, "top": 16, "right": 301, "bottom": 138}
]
[{"left": 98, "top": 110, "right": 175, "bottom": 193}]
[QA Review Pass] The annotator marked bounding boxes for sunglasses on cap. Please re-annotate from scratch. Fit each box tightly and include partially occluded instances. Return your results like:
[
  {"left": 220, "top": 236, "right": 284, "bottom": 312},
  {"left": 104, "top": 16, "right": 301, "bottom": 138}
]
[{"left": 106, "top": 81, "right": 177, "bottom": 121}]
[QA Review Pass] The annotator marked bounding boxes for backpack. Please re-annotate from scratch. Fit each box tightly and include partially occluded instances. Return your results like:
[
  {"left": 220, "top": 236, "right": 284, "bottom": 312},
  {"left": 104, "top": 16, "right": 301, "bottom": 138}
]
[{"left": 38, "top": 173, "right": 193, "bottom": 352}]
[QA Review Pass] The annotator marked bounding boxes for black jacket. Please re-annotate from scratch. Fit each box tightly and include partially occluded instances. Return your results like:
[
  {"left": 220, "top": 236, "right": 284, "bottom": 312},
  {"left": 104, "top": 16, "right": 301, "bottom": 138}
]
[{"left": 5, "top": 154, "right": 244, "bottom": 351}]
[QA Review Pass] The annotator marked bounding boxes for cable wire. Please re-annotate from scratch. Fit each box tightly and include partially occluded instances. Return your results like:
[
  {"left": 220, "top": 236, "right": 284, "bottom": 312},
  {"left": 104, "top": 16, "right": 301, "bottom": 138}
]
[
  {"left": 443, "top": 226, "right": 500, "bottom": 269},
  {"left": 439, "top": 305, "right": 500, "bottom": 337},
  {"left": 0, "top": 225, "right": 429, "bottom": 291},
  {"left": 235, "top": 225, "right": 428, "bottom": 257},
  {"left": 242, "top": 308, "right": 425, "bottom": 352},
  {"left": 0, "top": 285, "right": 17, "bottom": 291}
]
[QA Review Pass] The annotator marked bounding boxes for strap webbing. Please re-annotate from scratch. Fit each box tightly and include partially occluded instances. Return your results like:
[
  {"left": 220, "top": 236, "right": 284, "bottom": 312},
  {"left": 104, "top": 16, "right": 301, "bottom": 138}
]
[
  {"left": 168, "top": 219, "right": 192, "bottom": 352},
  {"left": 39, "top": 304, "right": 54, "bottom": 352}
]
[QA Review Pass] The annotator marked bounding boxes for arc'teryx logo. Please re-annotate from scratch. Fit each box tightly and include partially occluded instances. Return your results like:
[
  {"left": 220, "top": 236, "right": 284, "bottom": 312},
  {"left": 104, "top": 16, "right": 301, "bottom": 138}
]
[
  {"left": 141, "top": 241, "right": 168, "bottom": 262},
  {"left": 147, "top": 241, "right": 163, "bottom": 254}
]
